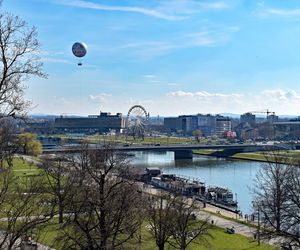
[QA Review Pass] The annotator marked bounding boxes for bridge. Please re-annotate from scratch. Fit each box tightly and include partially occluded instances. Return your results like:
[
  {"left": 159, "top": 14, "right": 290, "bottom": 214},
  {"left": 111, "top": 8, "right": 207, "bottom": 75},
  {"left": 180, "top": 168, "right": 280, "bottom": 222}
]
[{"left": 43, "top": 143, "right": 298, "bottom": 160}]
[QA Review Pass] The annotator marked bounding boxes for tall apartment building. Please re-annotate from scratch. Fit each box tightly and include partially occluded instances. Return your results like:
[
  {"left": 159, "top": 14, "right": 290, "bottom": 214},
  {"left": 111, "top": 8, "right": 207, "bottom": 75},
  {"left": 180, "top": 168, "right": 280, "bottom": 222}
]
[
  {"left": 197, "top": 114, "right": 216, "bottom": 137},
  {"left": 240, "top": 112, "right": 256, "bottom": 127},
  {"left": 216, "top": 115, "right": 232, "bottom": 137},
  {"left": 267, "top": 114, "right": 279, "bottom": 124},
  {"left": 179, "top": 115, "right": 198, "bottom": 133},
  {"left": 164, "top": 117, "right": 181, "bottom": 132}
]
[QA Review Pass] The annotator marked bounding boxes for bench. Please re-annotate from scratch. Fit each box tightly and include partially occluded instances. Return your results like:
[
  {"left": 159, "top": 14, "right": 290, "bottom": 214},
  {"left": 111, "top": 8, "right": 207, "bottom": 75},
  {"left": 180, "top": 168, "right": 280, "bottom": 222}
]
[{"left": 226, "top": 227, "right": 235, "bottom": 234}]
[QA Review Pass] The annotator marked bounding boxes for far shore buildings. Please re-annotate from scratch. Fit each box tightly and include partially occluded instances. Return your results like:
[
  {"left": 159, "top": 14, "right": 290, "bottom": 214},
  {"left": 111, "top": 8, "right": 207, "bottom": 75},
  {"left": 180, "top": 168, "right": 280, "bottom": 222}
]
[
  {"left": 164, "top": 114, "right": 232, "bottom": 137},
  {"left": 23, "top": 109, "right": 300, "bottom": 141},
  {"left": 273, "top": 118, "right": 300, "bottom": 140},
  {"left": 54, "top": 112, "right": 125, "bottom": 134}
]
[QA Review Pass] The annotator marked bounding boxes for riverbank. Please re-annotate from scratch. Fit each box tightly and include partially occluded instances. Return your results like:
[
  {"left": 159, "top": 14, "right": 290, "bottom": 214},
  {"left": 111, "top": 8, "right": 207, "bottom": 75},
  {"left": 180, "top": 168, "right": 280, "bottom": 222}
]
[
  {"left": 141, "top": 185, "right": 276, "bottom": 249},
  {"left": 193, "top": 149, "right": 300, "bottom": 164}
]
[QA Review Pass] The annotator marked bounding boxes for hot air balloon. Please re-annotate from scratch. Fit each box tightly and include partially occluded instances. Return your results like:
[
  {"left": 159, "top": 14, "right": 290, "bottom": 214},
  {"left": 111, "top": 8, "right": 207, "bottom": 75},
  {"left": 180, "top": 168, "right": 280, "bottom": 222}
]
[{"left": 72, "top": 42, "right": 87, "bottom": 66}]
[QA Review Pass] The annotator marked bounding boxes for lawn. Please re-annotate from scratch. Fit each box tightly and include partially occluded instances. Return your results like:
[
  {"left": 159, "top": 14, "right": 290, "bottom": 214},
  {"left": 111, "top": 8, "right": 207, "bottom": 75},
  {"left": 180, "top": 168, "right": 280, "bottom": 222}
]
[
  {"left": 36, "top": 221, "right": 277, "bottom": 250},
  {"left": 52, "top": 134, "right": 206, "bottom": 145},
  {"left": 2, "top": 157, "right": 277, "bottom": 250},
  {"left": 10, "top": 157, "right": 41, "bottom": 176},
  {"left": 193, "top": 149, "right": 300, "bottom": 164}
]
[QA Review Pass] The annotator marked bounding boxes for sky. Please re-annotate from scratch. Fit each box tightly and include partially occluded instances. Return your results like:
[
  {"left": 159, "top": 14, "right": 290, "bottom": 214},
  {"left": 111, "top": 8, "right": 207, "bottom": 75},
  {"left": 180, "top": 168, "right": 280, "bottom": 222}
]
[{"left": 4, "top": 0, "right": 300, "bottom": 116}]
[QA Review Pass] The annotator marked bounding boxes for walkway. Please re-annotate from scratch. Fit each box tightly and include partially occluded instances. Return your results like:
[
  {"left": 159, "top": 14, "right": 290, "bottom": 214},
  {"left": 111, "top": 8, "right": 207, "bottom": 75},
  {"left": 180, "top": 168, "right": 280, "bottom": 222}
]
[{"left": 142, "top": 185, "right": 256, "bottom": 238}]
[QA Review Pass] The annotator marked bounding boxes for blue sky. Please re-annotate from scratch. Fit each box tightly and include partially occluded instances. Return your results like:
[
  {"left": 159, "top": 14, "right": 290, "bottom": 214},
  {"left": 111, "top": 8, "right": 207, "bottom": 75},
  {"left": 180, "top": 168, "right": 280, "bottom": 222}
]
[{"left": 4, "top": 0, "right": 300, "bottom": 116}]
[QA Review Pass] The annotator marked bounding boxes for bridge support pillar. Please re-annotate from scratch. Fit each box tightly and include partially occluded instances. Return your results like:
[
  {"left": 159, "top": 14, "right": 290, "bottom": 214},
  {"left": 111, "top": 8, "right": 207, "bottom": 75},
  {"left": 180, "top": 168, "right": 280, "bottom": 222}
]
[{"left": 174, "top": 150, "right": 193, "bottom": 160}]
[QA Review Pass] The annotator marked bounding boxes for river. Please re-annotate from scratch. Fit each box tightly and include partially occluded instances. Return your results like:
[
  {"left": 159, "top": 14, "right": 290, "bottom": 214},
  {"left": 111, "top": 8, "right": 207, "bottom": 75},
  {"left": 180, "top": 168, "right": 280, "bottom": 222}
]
[{"left": 130, "top": 151, "right": 266, "bottom": 214}]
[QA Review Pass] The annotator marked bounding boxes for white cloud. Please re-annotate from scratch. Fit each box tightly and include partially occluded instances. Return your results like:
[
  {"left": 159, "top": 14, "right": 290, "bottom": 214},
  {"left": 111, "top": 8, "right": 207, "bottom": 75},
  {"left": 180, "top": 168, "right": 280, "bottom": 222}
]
[
  {"left": 157, "top": 1, "right": 229, "bottom": 16},
  {"left": 142, "top": 75, "right": 156, "bottom": 79},
  {"left": 89, "top": 93, "right": 112, "bottom": 103},
  {"left": 116, "top": 25, "right": 239, "bottom": 60},
  {"left": 54, "top": 0, "right": 187, "bottom": 21},
  {"left": 29, "top": 88, "right": 300, "bottom": 117},
  {"left": 54, "top": 0, "right": 230, "bottom": 22},
  {"left": 261, "top": 8, "right": 300, "bottom": 17},
  {"left": 199, "top": 2, "right": 229, "bottom": 10},
  {"left": 261, "top": 89, "right": 300, "bottom": 101},
  {"left": 167, "top": 90, "right": 243, "bottom": 98},
  {"left": 41, "top": 57, "right": 73, "bottom": 64}
]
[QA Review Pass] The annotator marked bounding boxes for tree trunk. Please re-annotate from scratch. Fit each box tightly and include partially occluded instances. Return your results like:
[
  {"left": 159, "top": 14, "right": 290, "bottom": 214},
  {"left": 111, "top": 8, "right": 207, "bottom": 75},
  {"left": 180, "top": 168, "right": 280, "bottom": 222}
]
[
  {"left": 99, "top": 174, "right": 107, "bottom": 249},
  {"left": 58, "top": 202, "right": 64, "bottom": 224},
  {"left": 158, "top": 243, "right": 165, "bottom": 250}
]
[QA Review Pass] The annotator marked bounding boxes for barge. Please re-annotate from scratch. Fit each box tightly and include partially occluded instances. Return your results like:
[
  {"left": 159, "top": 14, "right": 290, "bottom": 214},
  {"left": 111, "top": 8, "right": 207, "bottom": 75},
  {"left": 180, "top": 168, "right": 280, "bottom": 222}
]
[{"left": 142, "top": 168, "right": 238, "bottom": 212}]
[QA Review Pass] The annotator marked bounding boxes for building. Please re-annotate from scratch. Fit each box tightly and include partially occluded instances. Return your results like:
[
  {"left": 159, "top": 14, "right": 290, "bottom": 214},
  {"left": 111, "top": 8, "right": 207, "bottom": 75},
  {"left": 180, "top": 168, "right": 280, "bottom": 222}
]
[
  {"left": 235, "top": 122, "right": 258, "bottom": 140},
  {"left": 179, "top": 115, "right": 198, "bottom": 133},
  {"left": 54, "top": 112, "right": 125, "bottom": 134},
  {"left": 25, "top": 120, "right": 54, "bottom": 134},
  {"left": 273, "top": 118, "right": 300, "bottom": 140},
  {"left": 197, "top": 114, "right": 216, "bottom": 137},
  {"left": 164, "top": 114, "right": 231, "bottom": 137},
  {"left": 267, "top": 114, "right": 279, "bottom": 124},
  {"left": 240, "top": 113, "right": 256, "bottom": 127},
  {"left": 163, "top": 117, "right": 181, "bottom": 132},
  {"left": 164, "top": 115, "right": 198, "bottom": 134},
  {"left": 216, "top": 115, "right": 231, "bottom": 137}
]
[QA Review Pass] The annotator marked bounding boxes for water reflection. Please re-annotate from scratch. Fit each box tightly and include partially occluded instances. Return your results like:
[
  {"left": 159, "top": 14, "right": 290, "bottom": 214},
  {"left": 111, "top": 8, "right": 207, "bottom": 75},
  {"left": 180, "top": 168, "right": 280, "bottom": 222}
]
[{"left": 130, "top": 151, "right": 263, "bottom": 214}]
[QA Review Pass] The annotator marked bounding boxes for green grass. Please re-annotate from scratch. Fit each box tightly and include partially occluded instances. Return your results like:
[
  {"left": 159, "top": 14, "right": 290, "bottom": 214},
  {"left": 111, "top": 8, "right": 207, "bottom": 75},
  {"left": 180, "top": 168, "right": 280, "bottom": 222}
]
[
  {"left": 193, "top": 226, "right": 276, "bottom": 250},
  {"left": 193, "top": 149, "right": 300, "bottom": 164},
  {"left": 232, "top": 152, "right": 267, "bottom": 162},
  {"left": 193, "top": 149, "right": 223, "bottom": 155},
  {"left": 36, "top": 220, "right": 277, "bottom": 250},
  {"left": 10, "top": 158, "right": 41, "bottom": 176},
  {"left": 50, "top": 134, "right": 208, "bottom": 145}
]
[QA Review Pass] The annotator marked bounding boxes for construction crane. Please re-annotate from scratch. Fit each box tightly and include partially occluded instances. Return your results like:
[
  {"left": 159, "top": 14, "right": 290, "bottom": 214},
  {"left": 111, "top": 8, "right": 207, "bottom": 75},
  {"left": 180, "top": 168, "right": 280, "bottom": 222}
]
[{"left": 248, "top": 109, "right": 275, "bottom": 117}]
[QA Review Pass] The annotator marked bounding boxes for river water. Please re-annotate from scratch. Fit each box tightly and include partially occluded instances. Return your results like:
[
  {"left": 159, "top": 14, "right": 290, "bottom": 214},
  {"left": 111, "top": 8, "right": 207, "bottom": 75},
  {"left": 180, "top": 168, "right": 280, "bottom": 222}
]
[{"left": 130, "top": 151, "right": 266, "bottom": 214}]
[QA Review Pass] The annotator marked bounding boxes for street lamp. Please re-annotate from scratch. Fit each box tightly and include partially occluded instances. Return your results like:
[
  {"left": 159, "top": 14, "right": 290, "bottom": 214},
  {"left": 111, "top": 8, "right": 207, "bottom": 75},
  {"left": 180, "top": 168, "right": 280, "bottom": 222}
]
[
  {"left": 235, "top": 193, "right": 238, "bottom": 219},
  {"left": 23, "top": 173, "right": 28, "bottom": 225},
  {"left": 252, "top": 201, "right": 261, "bottom": 245}
]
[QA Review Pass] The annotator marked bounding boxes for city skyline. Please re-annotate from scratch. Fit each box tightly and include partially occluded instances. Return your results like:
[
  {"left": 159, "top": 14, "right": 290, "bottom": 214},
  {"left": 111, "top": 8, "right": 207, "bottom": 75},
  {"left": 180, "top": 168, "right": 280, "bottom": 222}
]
[{"left": 5, "top": 0, "right": 300, "bottom": 116}]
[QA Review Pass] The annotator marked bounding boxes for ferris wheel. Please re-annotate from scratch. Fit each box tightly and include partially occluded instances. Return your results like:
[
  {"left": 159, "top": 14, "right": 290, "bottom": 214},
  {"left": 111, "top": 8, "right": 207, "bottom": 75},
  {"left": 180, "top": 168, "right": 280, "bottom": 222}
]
[{"left": 126, "top": 105, "right": 149, "bottom": 139}]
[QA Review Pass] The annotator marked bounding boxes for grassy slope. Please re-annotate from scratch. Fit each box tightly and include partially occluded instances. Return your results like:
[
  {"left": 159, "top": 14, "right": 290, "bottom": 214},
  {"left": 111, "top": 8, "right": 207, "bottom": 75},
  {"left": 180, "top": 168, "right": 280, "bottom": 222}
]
[
  {"left": 53, "top": 134, "right": 205, "bottom": 145},
  {"left": 193, "top": 149, "right": 267, "bottom": 160},
  {"left": 11, "top": 158, "right": 41, "bottom": 176},
  {"left": 9, "top": 157, "right": 277, "bottom": 249},
  {"left": 37, "top": 221, "right": 276, "bottom": 250}
]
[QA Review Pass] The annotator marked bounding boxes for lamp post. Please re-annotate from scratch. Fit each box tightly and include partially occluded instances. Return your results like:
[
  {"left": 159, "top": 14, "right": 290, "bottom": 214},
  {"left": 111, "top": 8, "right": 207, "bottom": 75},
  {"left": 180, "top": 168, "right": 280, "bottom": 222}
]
[
  {"left": 257, "top": 204, "right": 261, "bottom": 245},
  {"left": 235, "top": 193, "right": 238, "bottom": 219},
  {"left": 23, "top": 173, "right": 28, "bottom": 224},
  {"left": 252, "top": 201, "right": 261, "bottom": 245}
]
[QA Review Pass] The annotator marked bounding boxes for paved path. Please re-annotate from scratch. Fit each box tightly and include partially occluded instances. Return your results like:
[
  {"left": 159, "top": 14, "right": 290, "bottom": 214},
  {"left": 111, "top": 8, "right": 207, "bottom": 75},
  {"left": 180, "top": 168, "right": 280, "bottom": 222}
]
[
  {"left": 196, "top": 209, "right": 255, "bottom": 237},
  {"left": 142, "top": 185, "right": 256, "bottom": 238}
]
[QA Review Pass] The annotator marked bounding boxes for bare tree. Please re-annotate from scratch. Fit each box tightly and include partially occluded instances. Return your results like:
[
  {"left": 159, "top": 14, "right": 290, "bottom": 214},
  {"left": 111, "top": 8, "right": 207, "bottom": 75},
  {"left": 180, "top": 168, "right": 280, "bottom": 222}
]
[
  {"left": 284, "top": 161, "right": 300, "bottom": 248},
  {"left": 147, "top": 193, "right": 211, "bottom": 250},
  {"left": 0, "top": 172, "right": 55, "bottom": 249},
  {"left": 56, "top": 145, "right": 144, "bottom": 250},
  {"left": 0, "top": 118, "right": 18, "bottom": 168},
  {"left": 168, "top": 197, "right": 211, "bottom": 250},
  {"left": 146, "top": 192, "right": 175, "bottom": 250},
  {"left": 42, "top": 155, "right": 73, "bottom": 224},
  {"left": 252, "top": 151, "right": 299, "bottom": 248},
  {"left": 0, "top": 7, "right": 46, "bottom": 117}
]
